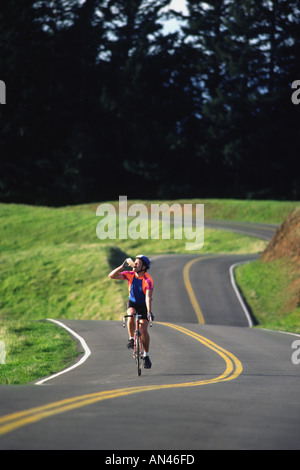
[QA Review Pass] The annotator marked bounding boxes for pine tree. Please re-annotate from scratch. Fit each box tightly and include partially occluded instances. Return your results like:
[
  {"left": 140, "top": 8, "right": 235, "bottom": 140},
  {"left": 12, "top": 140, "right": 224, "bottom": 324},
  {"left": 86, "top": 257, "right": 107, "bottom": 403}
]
[
  {"left": 95, "top": 0, "right": 199, "bottom": 197},
  {"left": 184, "top": 0, "right": 300, "bottom": 198}
]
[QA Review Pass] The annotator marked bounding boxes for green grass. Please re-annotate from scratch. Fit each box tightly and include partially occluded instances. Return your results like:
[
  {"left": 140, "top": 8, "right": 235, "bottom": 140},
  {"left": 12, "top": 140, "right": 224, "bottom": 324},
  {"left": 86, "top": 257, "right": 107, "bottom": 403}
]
[
  {"left": 72, "top": 198, "right": 299, "bottom": 224},
  {"left": 0, "top": 244, "right": 125, "bottom": 321},
  {"left": 188, "top": 198, "right": 299, "bottom": 223},
  {"left": 0, "top": 198, "right": 299, "bottom": 384},
  {"left": 0, "top": 320, "right": 79, "bottom": 384},
  {"left": 235, "top": 258, "right": 300, "bottom": 335}
]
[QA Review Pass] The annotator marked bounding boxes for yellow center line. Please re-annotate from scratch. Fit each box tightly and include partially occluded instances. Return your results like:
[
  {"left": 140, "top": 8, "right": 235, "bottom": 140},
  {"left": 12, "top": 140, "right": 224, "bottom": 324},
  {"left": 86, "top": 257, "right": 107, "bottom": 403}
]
[
  {"left": 183, "top": 255, "right": 221, "bottom": 324},
  {"left": 0, "top": 323, "right": 242, "bottom": 437},
  {"left": 0, "top": 256, "right": 243, "bottom": 438},
  {"left": 160, "top": 323, "right": 243, "bottom": 382}
]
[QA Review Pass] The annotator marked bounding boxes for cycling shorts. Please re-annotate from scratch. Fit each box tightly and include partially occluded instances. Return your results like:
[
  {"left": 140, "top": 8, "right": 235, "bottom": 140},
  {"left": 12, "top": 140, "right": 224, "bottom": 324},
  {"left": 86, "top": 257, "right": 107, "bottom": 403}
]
[{"left": 127, "top": 299, "right": 148, "bottom": 320}]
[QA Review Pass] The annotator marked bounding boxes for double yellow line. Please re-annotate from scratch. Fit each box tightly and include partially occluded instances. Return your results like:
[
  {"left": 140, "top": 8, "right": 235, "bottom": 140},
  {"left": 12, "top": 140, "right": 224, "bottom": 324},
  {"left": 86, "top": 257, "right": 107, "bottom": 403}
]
[
  {"left": 159, "top": 322, "right": 243, "bottom": 385},
  {"left": 0, "top": 256, "right": 243, "bottom": 438},
  {"left": 0, "top": 323, "right": 242, "bottom": 437},
  {"left": 183, "top": 256, "right": 217, "bottom": 324}
]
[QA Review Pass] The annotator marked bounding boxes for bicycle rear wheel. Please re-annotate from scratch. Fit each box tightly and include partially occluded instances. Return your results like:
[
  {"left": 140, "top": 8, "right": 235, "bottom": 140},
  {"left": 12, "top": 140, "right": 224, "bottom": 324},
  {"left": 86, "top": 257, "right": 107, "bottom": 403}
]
[
  {"left": 134, "top": 331, "right": 142, "bottom": 376},
  {"left": 137, "top": 334, "right": 142, "bottom": 376}
]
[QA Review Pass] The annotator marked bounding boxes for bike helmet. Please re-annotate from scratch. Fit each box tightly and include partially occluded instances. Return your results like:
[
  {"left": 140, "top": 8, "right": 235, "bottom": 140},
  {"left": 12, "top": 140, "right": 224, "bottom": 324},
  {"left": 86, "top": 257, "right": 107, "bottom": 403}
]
[{"left": 135, "top": 254, "right": 151, "bottom": 270}]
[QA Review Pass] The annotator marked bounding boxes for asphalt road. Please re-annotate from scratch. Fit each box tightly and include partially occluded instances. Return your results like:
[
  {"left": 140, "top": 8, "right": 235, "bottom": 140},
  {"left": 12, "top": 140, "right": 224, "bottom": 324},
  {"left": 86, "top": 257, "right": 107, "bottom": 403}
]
[
  {"left": 205, "top": 219, "right": 279, "bottom": 241},
  {"left": 0, "top": 219, "right": 300, "bottom": 450}
]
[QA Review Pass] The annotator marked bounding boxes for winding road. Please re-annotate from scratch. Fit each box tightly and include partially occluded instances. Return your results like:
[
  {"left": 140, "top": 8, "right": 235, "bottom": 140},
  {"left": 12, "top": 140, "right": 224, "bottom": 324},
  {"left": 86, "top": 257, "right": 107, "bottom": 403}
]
[{"left": 0, "top": 219, "right": 300, "bottom": 450}]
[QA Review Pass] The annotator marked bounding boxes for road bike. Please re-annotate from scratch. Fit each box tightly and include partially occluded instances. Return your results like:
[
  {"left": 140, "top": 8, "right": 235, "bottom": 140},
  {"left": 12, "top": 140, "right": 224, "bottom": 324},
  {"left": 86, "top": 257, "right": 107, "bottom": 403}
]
[{"left": 123, "top": 313, "right": 152, "bottom": 376}]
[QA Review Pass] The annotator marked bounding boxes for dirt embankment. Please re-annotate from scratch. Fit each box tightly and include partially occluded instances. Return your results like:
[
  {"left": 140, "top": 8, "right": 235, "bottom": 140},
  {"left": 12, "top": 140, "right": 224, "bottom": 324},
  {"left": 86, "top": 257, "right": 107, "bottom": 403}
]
[
  {"left": 260, "top": 207, "right": 300, "bottom": 312},
  {"left": 260, "top": 207, "right": 300, "bottom": 263}
]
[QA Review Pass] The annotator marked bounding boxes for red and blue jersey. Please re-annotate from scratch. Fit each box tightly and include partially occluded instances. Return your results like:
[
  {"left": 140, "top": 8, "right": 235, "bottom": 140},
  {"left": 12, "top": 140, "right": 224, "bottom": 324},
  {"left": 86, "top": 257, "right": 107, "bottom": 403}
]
[{"left": 121, "top": 271, "right": 154, "bottom": 305}]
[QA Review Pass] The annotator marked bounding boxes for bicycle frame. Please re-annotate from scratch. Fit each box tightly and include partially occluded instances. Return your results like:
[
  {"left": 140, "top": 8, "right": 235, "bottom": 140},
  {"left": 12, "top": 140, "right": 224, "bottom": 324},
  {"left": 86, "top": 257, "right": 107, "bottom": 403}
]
[{"left": 123, "top": 314, "right": 152, "bottom": 376}]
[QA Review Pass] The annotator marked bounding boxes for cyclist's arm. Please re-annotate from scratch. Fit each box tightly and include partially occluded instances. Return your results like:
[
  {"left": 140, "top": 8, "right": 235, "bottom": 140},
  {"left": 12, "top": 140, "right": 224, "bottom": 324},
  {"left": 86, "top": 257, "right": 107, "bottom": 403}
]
[
  {"left": 145, "top": 289, "right": 153, "bottom": 315},
  {"left": 108, "top": 265, "right": 124, "bottom": 280}
]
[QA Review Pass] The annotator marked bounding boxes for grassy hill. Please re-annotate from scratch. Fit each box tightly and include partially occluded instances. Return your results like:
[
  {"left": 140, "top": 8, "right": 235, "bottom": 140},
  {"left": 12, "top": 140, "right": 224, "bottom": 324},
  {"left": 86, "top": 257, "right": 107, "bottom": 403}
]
[
  {"left": 235, "top": 207, "right": 300, "bottom": 334},
  {"left": 0, "top": 199, "right": 299, "bottom": 383}
]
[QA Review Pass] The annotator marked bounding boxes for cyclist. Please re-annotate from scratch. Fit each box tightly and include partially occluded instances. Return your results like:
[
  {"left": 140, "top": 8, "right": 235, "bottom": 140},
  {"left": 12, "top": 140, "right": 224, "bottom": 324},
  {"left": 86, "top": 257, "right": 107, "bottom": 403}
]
[{"left": 108, "top": 255, "right": 154, "bottom": 369}]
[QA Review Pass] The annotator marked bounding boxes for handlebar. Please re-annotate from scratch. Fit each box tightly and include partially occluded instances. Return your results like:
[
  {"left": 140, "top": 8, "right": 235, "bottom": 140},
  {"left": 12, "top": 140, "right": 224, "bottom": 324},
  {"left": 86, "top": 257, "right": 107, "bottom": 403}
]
[{"left": 123, "top": 314, "right": 153, "bottom": 328}]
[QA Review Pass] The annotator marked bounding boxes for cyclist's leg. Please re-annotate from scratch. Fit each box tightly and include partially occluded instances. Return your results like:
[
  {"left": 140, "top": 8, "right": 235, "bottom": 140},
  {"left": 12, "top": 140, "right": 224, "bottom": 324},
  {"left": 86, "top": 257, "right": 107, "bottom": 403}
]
[
  {"left": 140, "top": 319, "right": 150, "bottom": 353},
  {"left": 127, "top": 306, "right": 136, "bottom": 340},
  {"left": 140, "top": 319, "right": 152, "bottom": 369}
]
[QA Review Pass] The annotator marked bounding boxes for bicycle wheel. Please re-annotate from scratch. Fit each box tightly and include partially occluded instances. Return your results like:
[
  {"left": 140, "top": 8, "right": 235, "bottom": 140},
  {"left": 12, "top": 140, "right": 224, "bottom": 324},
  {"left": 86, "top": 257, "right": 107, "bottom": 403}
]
[
  {"left": 139, "top": 335, "right": 144, "bottom": 373},
  {"left": 135, "top": 331, "right": 142, "bottom": 376}
]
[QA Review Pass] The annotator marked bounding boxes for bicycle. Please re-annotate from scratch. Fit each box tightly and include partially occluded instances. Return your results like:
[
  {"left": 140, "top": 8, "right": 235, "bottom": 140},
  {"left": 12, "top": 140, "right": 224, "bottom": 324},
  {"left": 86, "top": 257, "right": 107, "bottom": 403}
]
[{"left": 123, "top": 313, "right": 153, "bottom": 376}]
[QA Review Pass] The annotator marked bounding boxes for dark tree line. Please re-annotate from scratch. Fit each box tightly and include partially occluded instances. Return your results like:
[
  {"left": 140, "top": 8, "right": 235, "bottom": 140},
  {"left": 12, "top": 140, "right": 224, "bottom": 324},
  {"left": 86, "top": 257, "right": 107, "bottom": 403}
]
[{"left": 0, "top": 0, "right": 300, "bottom": 205}]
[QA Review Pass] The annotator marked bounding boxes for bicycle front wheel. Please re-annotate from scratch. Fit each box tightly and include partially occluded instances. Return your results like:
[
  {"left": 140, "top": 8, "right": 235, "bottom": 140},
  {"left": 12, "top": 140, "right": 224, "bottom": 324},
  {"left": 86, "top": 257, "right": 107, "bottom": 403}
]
[{"left": 137, "top": 334, "right": 142, "bottom": 376}]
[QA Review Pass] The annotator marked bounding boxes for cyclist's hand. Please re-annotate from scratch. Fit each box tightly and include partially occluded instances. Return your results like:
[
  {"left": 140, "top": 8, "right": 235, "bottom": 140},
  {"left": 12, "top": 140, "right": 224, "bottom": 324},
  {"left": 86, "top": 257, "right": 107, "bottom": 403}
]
[
  {"left": 147, "top": 312, "right": 154, "bottom": 321},
  {"left": 122, "top": 258, "right": 133, "bottom": 268}
]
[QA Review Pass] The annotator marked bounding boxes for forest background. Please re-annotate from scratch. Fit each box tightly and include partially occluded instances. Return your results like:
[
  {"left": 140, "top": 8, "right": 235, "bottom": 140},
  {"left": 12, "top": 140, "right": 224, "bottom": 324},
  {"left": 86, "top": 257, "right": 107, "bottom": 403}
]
[{"left": 1, "top": 0, "right": 300, "bottom": 206}]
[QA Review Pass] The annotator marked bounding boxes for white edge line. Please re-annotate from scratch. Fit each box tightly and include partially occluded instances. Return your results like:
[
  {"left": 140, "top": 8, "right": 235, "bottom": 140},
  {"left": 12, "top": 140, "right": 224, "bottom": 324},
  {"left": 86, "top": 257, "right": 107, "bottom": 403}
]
[
  {"left": 260, "top": 328, "right": 300, "bottom": 338},
  {"left": 230, "top": 261, "right": 300, "bottom": 338},
  {"left": 229, "top": 261, "right": 254, "bottom": 328},
  {"left": 35, "top": 319, "right": 91, "bottom": 385}
]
